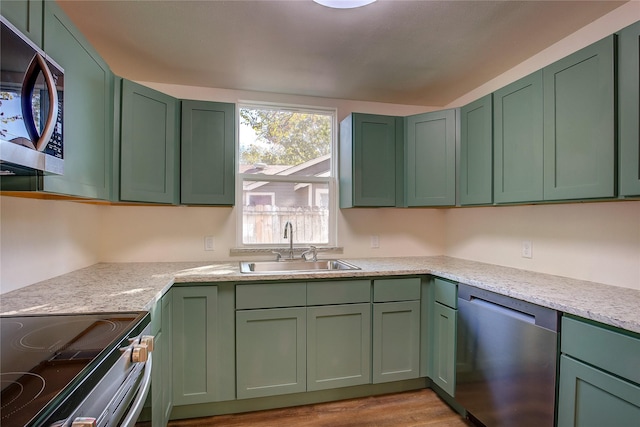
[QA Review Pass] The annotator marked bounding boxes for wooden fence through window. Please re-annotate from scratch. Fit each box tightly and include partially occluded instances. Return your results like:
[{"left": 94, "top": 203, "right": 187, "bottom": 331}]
[{"left": 243, "top": 205, "right": 329, "bottom": 244}]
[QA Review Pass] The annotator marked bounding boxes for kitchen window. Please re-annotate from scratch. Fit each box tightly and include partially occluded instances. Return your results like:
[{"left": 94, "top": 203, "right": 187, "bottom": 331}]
[{"left": 237, "top": 103, "right": 337, "bottom": 247}]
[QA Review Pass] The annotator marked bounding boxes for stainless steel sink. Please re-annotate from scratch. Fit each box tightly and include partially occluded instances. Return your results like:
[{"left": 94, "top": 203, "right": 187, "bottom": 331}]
[{"left": 239, "top": 259, "right": 360, "bottom": 274}]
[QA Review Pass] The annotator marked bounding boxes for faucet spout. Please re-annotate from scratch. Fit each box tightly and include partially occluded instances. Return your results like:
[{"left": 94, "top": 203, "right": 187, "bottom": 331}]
[{"left": 283, "top": 221, "right": 294, "bottom": 259}]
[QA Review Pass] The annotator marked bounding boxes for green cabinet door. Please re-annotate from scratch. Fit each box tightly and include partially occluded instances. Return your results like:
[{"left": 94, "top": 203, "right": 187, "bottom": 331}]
[
  {"left": 372, "top": 301, "right": 421, "bottom": 383},
  {"left": 339, "top": 113, "right": 403, "bottom": 207},
  {"left": 431, "top": 302, "right": 457, "bottom": 397},
  {"left": 149, "top": 292, "right": 163, "bottom": 427},
  {"left": 543, "top": 36, "right": 615, "bottom": 201},
  {"left": 619, "top": 21, "right": 640, "bottom": 197},
  {"left": 181, "top": 100, "right": 235, "bottom": 205},
  {"left": 405, "top": 110, "right": 456, "bottom": 206},
  {"left": 41, "top": 1, "right": 113, "bottom": 199},
  {"left": 307, "top": 303, "right": 371, "bottom": 391},
  {"left": 172, "top": 285, "right": 235, "bottom": 406},
  {"left": 120, "top": 80, "right": 179, "bottom": 204},
  {"left": 160, "top": 291, "right": 173, "bottom": 424},
  {"left": 1, "top": 0, "right": 43, "bottom": 46},
  {"left": 150, "top": 290, "right": 173, "bottom": 427},
  {"left": 557, "top": 355, "right": 640, "bottom": 427},
  {"left": 493, "top": 71, "right": 544, "bottom": 204},
  {"left": 460, "top": 95, "right": 493, "bottom": 205},
  {"left": 236, "top": 307, "right": 307, "bottom": 399}
]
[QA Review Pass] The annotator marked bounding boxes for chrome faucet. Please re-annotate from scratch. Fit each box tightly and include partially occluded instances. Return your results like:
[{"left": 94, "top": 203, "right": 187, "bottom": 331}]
[
  {"left": 283, "top": 221, "right": 294, "bottom": 259},
  {"left": 301, "top": 245, "right": 318, "bottom": 262}
]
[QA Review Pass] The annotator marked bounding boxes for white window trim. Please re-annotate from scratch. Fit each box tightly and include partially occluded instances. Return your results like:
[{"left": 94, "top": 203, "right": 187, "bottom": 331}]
[{"left": 235, "top": 102, "right": 338, "bottom": 249}]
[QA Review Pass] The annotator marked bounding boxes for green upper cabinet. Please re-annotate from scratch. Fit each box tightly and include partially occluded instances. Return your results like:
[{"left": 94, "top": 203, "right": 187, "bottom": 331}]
[
  {"left": 181, "top": 100, "right": 235, "bottom": 205},
  {"left": 1, "top": 0, "right": 43, "bottom": 46},
  {"left": 460, "top": 95, "right": 493, "bottom": 205},
  {"left": 120, "top": 80, "right": 179, "bottom": 204},
  {"left": 493, "top": 71, "right": 544, "bottom": 204},
  {"left": 42, "top": 1, "right": 113, "bottom": 199},
  {"left": 618, "top": 21, "right": 640, "bottom": 197},
  {"left": 405, "top": 110, "right": 456, "bottom": 207},
  {"left": 340, "top": 113, "right": 403, "bottom": 208},
  {"left": 543, "top": 36, "right": 615, "bottom": 201}
]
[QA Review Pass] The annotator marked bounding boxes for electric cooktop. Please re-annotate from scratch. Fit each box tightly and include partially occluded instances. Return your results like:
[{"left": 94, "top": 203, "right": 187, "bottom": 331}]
[{"left": 0, "top": 312, "right": 148, "bottom": 427}]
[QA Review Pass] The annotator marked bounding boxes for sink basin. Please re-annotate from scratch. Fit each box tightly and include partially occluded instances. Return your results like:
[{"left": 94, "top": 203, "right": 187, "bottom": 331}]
[{"left": 239, "top": 259, "right": 360, "bottom": 274}]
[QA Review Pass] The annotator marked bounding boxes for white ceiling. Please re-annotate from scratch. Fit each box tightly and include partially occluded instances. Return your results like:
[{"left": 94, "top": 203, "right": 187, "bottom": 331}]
[{"left": 57, "top": 0, "right": 627, "bottom": 106}]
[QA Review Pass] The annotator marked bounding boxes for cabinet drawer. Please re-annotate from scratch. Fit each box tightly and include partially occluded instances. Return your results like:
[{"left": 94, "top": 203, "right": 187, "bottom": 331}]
[
  {"left": 561, "top": 316, "right": 640, "bottom": 384},
  {"left": 434, "top": 277, "right": 457, "bottom": 309},
  {"left": 307, "top": 280, "right": 370, "bottom": 305},
  {"left": 373, "top": 278, "right": 421, "bottom": 302},
  {"left": 236, "top": 282, "right": 306, "bottom": 309}
]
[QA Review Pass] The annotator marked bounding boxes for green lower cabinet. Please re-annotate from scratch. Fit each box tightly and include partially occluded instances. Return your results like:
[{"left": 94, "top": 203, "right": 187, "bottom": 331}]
[
  {"left": 558, "top": 315, "right": 640, "bottom": 427},
  {"left": 172, "top": 285, "right": 235, "bottom": 406},
  {"left": 557, "top": 355, "right": 640, "bottom": 427},
  {"left": 618, "top": 20, "right": 640, "bottom": 197},
  {"left": 150, "top": 290, "right": 173, "bottom": 427},
  {"left": 160, "top": 291, "right": 173, "bottom": 424},
  {"left": 307, "top": 303, "right": 372, "bottom": 391},
  {"left": 372, "top": 301, "right": 420, "bottom": 383},
  {"left": 236, "top": 307, "right": 307, "bottom": 399},
  {"left": 431, "top": 302, "right": 457, "bottom": 397}
]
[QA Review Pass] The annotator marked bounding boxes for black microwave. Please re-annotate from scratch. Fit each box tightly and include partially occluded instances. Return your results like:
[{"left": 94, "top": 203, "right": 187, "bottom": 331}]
[{"left": 0, "top": 16, "right": 64, "bottom": 175}]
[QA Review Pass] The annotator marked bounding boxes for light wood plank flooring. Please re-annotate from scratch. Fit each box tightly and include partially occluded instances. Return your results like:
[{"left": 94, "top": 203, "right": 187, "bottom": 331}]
[{"left": 166, "top": 389, "right": 472, "bottom": 426}]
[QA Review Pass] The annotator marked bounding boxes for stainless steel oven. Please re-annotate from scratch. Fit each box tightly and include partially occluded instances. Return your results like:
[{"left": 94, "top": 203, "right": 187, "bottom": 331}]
[{"left": 0, "top": 312, "right": 153, "bottom": 427}]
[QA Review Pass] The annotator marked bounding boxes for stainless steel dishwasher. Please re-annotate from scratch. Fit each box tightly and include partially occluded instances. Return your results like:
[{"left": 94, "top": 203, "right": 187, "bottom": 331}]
[{"left": 455, "top": 284, "right": 559, "bottom": 427}]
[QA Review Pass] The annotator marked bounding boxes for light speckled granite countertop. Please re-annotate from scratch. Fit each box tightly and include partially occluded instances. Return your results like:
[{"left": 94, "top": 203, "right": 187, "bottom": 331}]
[{"left": 1, "top": 256, "right": 638, "bottom": 334}]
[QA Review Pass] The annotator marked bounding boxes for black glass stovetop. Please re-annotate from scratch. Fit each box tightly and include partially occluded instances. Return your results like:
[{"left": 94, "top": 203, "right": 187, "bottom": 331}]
[{"left": 0, "top": 312, "right": 148, "bottom": 427}]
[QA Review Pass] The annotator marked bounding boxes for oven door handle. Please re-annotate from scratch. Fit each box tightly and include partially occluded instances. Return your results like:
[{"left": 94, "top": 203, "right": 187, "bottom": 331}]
[{"left": 120, "top": 353, "right": 153, "bottom": 427}]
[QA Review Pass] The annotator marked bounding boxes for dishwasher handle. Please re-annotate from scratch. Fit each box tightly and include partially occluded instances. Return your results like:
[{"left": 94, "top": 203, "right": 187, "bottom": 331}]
[{"left": 458, "top": 283, "right": 558, "bottom": 332}]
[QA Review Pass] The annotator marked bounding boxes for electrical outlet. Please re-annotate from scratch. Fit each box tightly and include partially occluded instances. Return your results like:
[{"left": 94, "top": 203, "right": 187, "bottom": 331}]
[
  {"left": 370, "top": 235, "right": 379, "bottom": 249},
  {"left": 521, "top": 240, "right": 532, "bottom": 259},
  {"left": 204, "top": 236, "right": 215, "bottom": 251}
]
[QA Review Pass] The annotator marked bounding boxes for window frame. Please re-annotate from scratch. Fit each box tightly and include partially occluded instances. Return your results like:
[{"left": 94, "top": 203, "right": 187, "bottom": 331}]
[{"left": 235, "top": 101, "right": 338, "bottom": 249}]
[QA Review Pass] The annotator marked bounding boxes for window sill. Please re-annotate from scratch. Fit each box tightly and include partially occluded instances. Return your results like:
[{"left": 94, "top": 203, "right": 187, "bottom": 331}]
[{"left": 229, "top": 246, "right": 343, "bottom": 258}]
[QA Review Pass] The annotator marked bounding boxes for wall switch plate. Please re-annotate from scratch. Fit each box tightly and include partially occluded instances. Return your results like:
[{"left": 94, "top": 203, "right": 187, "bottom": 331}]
[
  {"left": 370, "top": 235, "right": 379, "bottom": 249},
  {"left": 521, "top": 240, "right": 532, "bottom": 258},
  {"left": 204, "top": 236, "right": 215, "bottom": 251}
]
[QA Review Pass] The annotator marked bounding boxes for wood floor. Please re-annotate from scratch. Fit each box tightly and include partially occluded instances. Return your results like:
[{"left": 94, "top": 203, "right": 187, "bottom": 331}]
[{"left": 166, "top": 389, "right": 472, "bottom": 427}]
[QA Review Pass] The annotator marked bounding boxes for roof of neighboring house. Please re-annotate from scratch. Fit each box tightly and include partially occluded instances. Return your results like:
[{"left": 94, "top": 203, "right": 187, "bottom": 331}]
[{"left": 240, "top": 154, "right": 330, "bottom": 191}]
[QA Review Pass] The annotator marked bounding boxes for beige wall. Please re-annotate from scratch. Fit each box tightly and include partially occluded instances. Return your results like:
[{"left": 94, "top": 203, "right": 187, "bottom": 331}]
[
  {"left": 0, "top": 196, "right": 101, "bottom": 293},
  {"left": 444, "top": 201, "right": 640, "bottom": 290}
]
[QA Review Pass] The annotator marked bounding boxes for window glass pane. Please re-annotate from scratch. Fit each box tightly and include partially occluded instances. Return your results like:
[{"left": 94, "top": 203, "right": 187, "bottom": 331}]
[
  {"left": 239, "top": 105, "right": 334, "bottom": 246},
  {"left": 242, "top": 180, "right": 329, "bottom": 245},
  {"left": 239, "top": 107, "right": 332, "bottom": 176}
]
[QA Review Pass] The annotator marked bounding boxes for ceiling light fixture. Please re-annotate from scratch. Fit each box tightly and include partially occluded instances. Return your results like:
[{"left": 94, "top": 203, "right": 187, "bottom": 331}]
[{"left": 313, "top": 0, "right": 377, "bottom": 9}]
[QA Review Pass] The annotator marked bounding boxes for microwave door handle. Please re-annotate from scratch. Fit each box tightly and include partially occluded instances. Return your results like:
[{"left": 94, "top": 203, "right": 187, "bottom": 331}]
[
  {"left": 21, "top": 52, "right": 59, "bottom": 152},
  {"left": 119, "top": 353, "right": 153, "bottom": 427}
]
